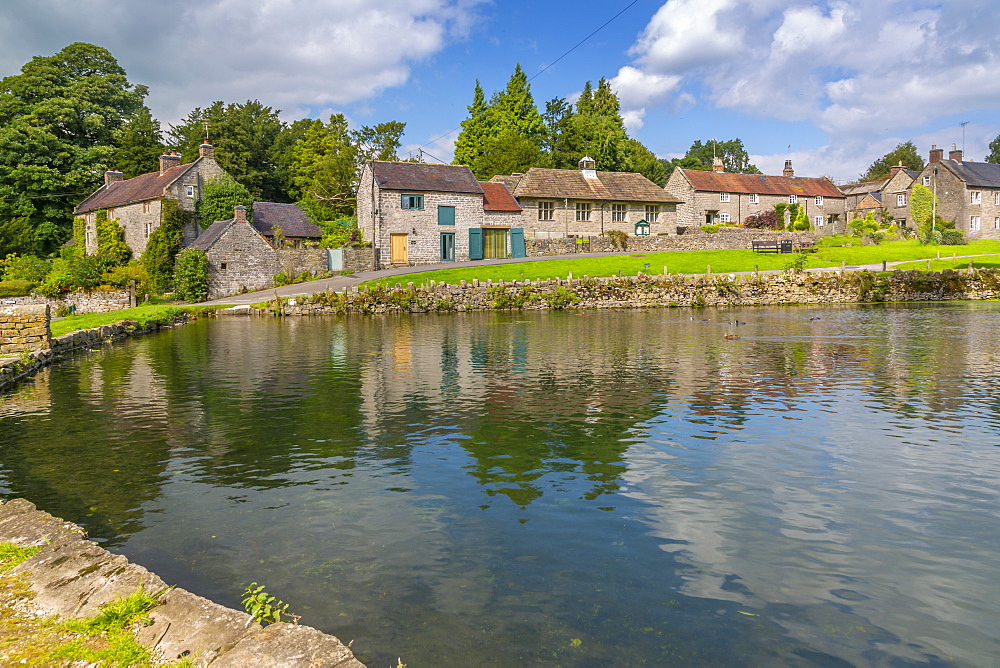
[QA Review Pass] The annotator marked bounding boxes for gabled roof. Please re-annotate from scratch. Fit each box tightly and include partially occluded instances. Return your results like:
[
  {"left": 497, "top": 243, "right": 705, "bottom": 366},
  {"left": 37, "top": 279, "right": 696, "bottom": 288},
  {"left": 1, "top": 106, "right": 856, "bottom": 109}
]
[
  {"left": 371, "top": 161, "right": 483, "bottom": 194},
  {"left": 74, "top": 162, "right": 194, "bottom": 214},
  {"left": 252, "top": 202, "right": 322, "bottom": 238},
  {"left": 839, "top": 178, "right": 889, "bottom": 197},
  {"left": 939, "top": 159, "right": 1000, "bottom": 188},
  {"left": 681, "top": 169, "right": 844, "bottom": 198},
  {"left": 857, "top": 192, "right": 882, "bottom": 209},
  {"left": 189, "top": 219, "right": 233, "bottom": 251},
  {"left": 479, "top": 182, "right": 521, "bottom": 212},
  {"left": 490, "top": 174, "right": 523, "bottom": 192},
  {"left": 497, "top": 167, "right": 681, "bottom": 204}
]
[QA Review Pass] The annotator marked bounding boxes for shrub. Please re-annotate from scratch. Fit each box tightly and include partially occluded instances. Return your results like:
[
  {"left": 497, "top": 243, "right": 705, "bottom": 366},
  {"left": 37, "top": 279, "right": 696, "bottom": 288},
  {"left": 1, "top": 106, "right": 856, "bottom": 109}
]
[
  {"left": 0, "top": 279, "right": 36, "bottom": 297},
  {"left": 102, "top": 263, "right": 151, "bottom": 301},
  {"left": 95, "top": 210, "right": 132, "bottom": 264},
  {"left": 1, "top": 253, "right": 50, "bottom": 282},
  {"left": 173, "top": 249, "right": 209, "bottom": 302},
  {"left": 940, "top": 229, "right": 967, "bottom": 245},
  {"left": 605, "top": 229, "right": 628, "bottom": 250},
  {"left": 744, "top": 210, "right": 780, "bottom": 229},
  {"left": 142, "top": 200, "right": 190, "bottom": 293},
  {"left": 702, "top": 224, "right": 720, "bottom": 234},
  {"left": 849, "top": 212, "right": 878, "bottom": 237}
]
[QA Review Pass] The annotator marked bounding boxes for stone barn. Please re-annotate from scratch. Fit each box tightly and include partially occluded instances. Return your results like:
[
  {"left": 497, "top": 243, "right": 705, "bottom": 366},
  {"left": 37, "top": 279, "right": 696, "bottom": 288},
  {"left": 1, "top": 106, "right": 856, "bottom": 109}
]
[{"left": 190, "top": 205, "right": 279, "bottom": 299}]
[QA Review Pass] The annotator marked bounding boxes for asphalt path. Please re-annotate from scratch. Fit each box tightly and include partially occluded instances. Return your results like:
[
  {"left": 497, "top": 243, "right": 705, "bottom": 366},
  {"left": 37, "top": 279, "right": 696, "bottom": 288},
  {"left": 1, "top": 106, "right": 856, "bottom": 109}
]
[{"left": 198, "top": 250, "right": 998, "bottom": 307}]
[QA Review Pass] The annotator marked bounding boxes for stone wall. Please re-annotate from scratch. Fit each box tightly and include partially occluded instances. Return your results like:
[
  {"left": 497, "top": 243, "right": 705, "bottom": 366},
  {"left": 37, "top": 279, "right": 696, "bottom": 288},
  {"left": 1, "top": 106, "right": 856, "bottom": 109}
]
[
  {"left": 343, "top": 248, "right": 375, "bottom": 273},
  {"left": 267, "top": 268, "right": 1000, "bottom": 317},
  {"left": 526, "top": 228, "right": 817, "bottom": 256},
  {"left": 204, "top": 223, "right": 280, "bottom": 299},
  {"left": 276, "top": 248, "right": 328, "bottom": 276},
  {"left": 2, "top": 289, "right": 133, "bottom": 314},
  {"left": 513, "top": 197, "right": 678, "bottom": 239},
  {"left": 110, "top": 198, "right": 162, "bottom": 256},
  {"left": 0, "top": 305, "right": 50, "bottom": 356}
]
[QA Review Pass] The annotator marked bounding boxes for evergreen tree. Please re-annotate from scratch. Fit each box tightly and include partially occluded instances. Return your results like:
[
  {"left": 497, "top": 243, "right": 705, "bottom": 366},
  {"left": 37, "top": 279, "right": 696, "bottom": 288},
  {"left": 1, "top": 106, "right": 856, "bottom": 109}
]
[
  {"left": 860, "top": 141, "right": 925, "bottom": 181},
  {"left": 270, "top": 118, "right": 314, "bottom": 204},
  {"left": 541, "top": 97, "right": 573, "bottom": 168},
  {"left": 290, "top": 114, "right": 357, "bottom": 220},
  {"left": 353, "top": 121, "right": 406, "bottom": 164},
  {"left": 453, "top": 81, "right": 492, "bottom": 168},
  {"left": 114, "top": 106, "right": 164, "bottom": 178},
  {"left": 627, "top": 139, "right": 666, "bottom": 185},
  {"left": 197, "top": 177, "right": 254, "bottom": 228}
]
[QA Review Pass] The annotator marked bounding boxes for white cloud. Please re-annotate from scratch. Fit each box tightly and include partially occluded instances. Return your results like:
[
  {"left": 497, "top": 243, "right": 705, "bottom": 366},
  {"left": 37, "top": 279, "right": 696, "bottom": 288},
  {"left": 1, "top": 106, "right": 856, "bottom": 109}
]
[{"left": 0, "top": 0, "right": 485, "bottom": 126}]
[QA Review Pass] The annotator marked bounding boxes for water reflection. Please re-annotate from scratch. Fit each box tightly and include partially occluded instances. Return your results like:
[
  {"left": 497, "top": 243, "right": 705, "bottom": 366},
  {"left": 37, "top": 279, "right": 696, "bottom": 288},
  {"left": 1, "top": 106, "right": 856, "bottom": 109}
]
[{"left": 0, "top": 304, "right": 999, "bottom": 665}]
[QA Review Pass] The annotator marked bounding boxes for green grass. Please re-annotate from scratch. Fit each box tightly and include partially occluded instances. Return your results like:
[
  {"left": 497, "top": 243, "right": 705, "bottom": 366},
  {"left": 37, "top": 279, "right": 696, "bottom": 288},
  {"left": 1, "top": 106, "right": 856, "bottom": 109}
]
[
  {"left": 51, "top": 586, "right": 166, "bottom": 666},
  {"left": 0, "top": 543, "right": 42, "bottom": 574},
  {"left": 50, "top": 304, "right": 221, "bottom": 337},
  {"left": 893, "top": 254, "right": 1000, "bottom": 271},
  {"left": 358, "top": 238, "right": 1000, "bottom": 288}
]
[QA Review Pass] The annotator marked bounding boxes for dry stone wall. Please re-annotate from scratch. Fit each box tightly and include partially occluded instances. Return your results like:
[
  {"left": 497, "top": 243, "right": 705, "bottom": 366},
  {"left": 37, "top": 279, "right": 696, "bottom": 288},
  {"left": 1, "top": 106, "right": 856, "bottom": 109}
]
[
  {"left": 527, "top": 228, "right": 816, "bottom": 256},
  {"left": 2, "top": 289, "right": 133, "bottom": 314},
  {"left": 276, "top": 248, "right": 327, "bottom": 276},
  {"left": 0, "top": 305, "right": 50, "bottom": 356}
]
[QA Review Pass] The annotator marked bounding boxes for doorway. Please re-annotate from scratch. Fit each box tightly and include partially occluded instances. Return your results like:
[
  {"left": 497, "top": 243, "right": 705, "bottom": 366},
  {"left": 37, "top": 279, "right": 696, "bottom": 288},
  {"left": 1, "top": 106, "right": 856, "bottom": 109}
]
[
  {"left": 390, "top": 233, "right": 408, "bottom": 264},
  {"left": 440, "top": 233, "right": 455, "bottom": 261},
  {"left": 483, "top": 228, "right": 507, "bottom": 259}
]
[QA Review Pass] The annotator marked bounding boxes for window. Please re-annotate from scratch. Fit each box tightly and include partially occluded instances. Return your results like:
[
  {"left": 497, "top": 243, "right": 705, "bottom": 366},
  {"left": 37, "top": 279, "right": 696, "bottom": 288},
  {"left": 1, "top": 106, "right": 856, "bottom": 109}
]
[
  {"left": 220, "top": 262, "right": 228, "bottom": 270},
  {"left": 748, "top": 193, "right": 759, "bottom": 204},
  {"left": 995, "top": 217, "right": 1000, "bottom": 230},
  {"left": 897, "top": 193, "right": 906, "bottom": 207},
  {"left": 142, "top": 201, "right": 151, "bottom": 214},
  {"left": 814, "top": 215, "right": 824, "bottom": 227},
  {"left": 611, "top": 203, "right": 627, "bottom": 222},
  {"left": 923, "top": 176, "right": 931, "bottom": 186},
  {"left": 437, "top": 205, "right": 455, "bottom": 226},
  {"left": 644, "top": 205, "right": 660, "bottom": 223},
  {"left": 719, "top": 212, "right": 731, "bottom": 223},
  {"left": 185, "top": 185, "right": 194, "bottom": 198},
  {"left": 971, "top": 216, "right": 981, "bottom": 231},
  {"left": 720, "top": 192, "right": 730, "bottom": 203},
  {"left": 815, "top": 196, "right": 823, "bottom": 206},
  {"left": 788, "top": 195, "right": 797, "bottom": 204},
  {"left": 995, "top": 192, "right": 1000, "bottom": 206},
  {"left": 144, "top": 221, "right": 152, "bottom": 238},
  {"left": 107, "top": 208, "right": 115, "bottom": 218},
  {"left": 575, "top": 202, "right": 591, "bottom": 221},
  {"left": 401, "top": 194, "right": 424, "bottom": 209},
  {"left": 538, "top": 201, "right": 554, "bottom": 221},
  {"left": 971, "top": 191, "right": 982, "bottom": 205}
]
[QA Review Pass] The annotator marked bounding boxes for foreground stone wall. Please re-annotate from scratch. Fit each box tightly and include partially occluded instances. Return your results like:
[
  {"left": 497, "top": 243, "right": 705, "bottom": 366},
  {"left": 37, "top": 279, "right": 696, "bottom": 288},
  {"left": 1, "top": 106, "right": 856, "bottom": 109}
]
[
  {"left": 2, "top": 289, "right": 133, "bottom": 315},
  {"left": 526, "top": 228, "right": 816, "bottom": 256},
  {"left": 0, "top": 499, "right": 364, "bottom": 667},
  {"left": 0, "top": 305, "right": 50, "bottom": 356},
  {"left": 269, "top": 268, "right": 1000, "bottom": 316},
  {"left": 276, "top": 248, "right": 327, "bottom": 276}
]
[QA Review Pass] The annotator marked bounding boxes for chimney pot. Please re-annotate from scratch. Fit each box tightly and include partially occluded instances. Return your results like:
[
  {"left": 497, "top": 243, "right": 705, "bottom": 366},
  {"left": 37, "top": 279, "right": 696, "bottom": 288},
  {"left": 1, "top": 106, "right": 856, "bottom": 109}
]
[
  {"left": 159, "top": 151, "right": 181, "bottom": 174},
  {"left": 783, "top": 159, "right": 794, "bottom": 178},
  {"left": 199, "top": 142, "right": 215, "bottom": 159},
  {"left": 949, "top": 145, "right": 963, "bottom": 162},
  {"left": 712, "top": 156, "right": 725, "bottom": 173}
]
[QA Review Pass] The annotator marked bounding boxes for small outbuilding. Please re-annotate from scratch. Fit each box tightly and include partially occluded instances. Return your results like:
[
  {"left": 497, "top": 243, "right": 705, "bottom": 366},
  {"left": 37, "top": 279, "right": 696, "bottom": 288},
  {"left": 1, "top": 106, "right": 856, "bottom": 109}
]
[
  {"left": 251, "top": 202, "right": 323, "bottom": 247},
  {"left": 190, "top": 205, "right": 279, "bottom": 299}
]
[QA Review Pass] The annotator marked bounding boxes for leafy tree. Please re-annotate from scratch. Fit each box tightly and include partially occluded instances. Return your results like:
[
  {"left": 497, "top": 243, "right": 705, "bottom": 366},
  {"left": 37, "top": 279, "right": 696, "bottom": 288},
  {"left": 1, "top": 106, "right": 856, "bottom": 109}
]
[
  {"left": 353, "top": 121, "right": 406, "bottom": 164},
  {"left": 627, "top": 139, "right": 666, "bottom": 185},
  {"left": 114, "top": 106, "right": 164, "bottom": 178},
  {"left": 744, "top": 210, "right": 780, "bottom": 229},
  {"left": 142, "top": 200, "right": 189, "bottom": 292},
  {"left": 0, "top": 42, "right": 147, "bottom": 255},
  {"left": 95, "top": 210, "right": 131, "bottom": 263},
  {"left": 197, "top": 177, "right": 253, "bottom": 229},
  {"left": 988, "top": 135, "right": 1000, "bottom": 164},
  {"left": 291, "top": 114, "right": 357, "bottom": 220},
  {"left": 0, "top": 218, "right": 31, "bottom": 259},
  {"left": 173, "top": 248, "right": 209, "bottom": 302},
  {"left": 269, "top": 118, "right": 314, "bottom": 203},
  {"left": 541, "top": 97, "right": 573, "bottom": 168},
  {"left": 1, "top": 253, "right": 51, "bottom": 282},
  {"left": 859, "top": 141, "right": 925, "bottom": 181},
  {"left": 666, "top": 139, "right": 760, "bottom": 177},
  {"left": 910, "top": 183, "right": 937, "bottom": 243}
]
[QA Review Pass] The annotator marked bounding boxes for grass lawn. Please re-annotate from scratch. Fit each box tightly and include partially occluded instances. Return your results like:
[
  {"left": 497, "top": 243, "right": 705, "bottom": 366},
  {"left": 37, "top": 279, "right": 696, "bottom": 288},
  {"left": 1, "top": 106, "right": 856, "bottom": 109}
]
[
  {"left": 360, "top": 237, "right": 1000, "bottom": 288},
  {"left": 893, "top": 254, "right": 1000, "bottom": 271},
  {"left": 50, "top": 304, "right": 220, "bottom": 337}
]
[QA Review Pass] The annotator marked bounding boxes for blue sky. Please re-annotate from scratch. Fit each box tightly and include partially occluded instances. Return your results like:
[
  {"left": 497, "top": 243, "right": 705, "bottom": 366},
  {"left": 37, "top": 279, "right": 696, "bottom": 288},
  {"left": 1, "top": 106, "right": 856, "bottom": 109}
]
[{"left": 3, "top": 0, "right": 999, "bottom": 182}]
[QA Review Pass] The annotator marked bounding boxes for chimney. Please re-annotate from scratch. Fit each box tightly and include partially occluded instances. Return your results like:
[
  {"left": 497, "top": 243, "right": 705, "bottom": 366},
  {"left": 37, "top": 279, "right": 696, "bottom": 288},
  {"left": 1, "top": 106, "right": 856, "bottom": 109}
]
[
  {"left": 889, "top": 161, "right": 904, "bottom": 177},
  {"left": 783, "top": 159, "right": 794, "bottom": 178},
  {"left": 104, "top": 170, "right": 124, "bottom": 188},
  {"left": 929, "top": 144, "right": 944, "bottom": 164},
  {"left": 949, "top": 143, "right": 962, "bottom": 162},
  {"left": 234, "top": 205, "right": 247, "bottom": 224},
  {"left": 159, "top": 150, "right": 181, "bottom": 174},
  {"left": 199, "top": 141, "right": 215, "bottom": 159},
  {"left": 712, "top": 156, "right": 725, "bottom": 173}
]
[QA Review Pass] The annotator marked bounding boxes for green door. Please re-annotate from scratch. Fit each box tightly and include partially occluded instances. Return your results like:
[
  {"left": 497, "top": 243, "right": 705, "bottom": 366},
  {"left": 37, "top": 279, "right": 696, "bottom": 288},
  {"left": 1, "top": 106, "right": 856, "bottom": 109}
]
[
  {"left": 510, "top": 228, "right": 525, "bottom": 258},
  {"left": 468, "top": 228, "right": 483, "bottom": 260}
]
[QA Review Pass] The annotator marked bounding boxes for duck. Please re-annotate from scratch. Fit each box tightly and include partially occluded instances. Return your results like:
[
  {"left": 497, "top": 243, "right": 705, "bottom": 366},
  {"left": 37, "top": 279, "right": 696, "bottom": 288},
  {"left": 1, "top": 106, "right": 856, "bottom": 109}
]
[
  {"left": 723, "top": 333, "right": 740, "bottom": 340},
  {"left": 729, "top": 320, "right": 746, "bottom": 326}
]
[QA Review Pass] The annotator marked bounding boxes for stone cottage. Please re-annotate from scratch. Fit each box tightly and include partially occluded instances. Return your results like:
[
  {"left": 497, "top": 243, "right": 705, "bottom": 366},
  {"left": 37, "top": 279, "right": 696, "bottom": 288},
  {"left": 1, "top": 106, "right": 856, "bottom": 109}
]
[
  {"left": 666, "top": 158, "right": 845, "bottom": 235},
  {"left": 910, "top": 144, "right": 1000, "bottom": 239},
  {"left": 74, "top": 142, "right": 228, "bottom": 256},
  {"left": 189, "top": 205, "right": 278, "bottom": 299},
  {"left": 840, "top": 164, "right": 919, "bottom": 225},
  {"left": 491, "top": 157, "right": 681, "bottom": 239},
  {"left": 251, "top": 202, "right": 323, "bottom": 247}
]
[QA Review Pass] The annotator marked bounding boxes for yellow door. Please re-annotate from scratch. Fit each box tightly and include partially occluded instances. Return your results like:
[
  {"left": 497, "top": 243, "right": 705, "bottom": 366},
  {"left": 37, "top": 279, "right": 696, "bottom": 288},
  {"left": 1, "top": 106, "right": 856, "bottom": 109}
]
[{"left": 390, "top": 234, "right": 408, "bottom": 263}]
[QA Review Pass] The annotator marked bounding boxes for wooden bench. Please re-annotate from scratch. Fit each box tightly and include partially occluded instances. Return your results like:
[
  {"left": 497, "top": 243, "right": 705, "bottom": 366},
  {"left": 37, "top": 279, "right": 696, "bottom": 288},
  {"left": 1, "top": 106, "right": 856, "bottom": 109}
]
[{"left": 751, "top": 239, "right": 794, "bottom": 254}]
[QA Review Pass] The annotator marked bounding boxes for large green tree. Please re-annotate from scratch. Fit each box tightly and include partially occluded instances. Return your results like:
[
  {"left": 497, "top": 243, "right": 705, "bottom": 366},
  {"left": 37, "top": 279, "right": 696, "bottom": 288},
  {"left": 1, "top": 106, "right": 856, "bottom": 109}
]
[
  {"left": 196, "top": 177, "right": 254, "bottom": 228},
  {"left": 859, "top": 141, "right": 925, "bottom": 182},
  {"left": 114, "top": 106, "right": 164, "bottom": 178},
  {"left": 0, "top": 42, "right": 147, "bottom": 255},
  {"left": 353, "top": 121, "right": 406, "bottom": 164},
  {"left": 987, "top": 134, "right": 1000, "bottom": 164},
  {"left": 290, "top": 114, "right": 358, "bottom": 220},
  {"left": 662, "top": 138, "right": 761, "bottom": 179}
]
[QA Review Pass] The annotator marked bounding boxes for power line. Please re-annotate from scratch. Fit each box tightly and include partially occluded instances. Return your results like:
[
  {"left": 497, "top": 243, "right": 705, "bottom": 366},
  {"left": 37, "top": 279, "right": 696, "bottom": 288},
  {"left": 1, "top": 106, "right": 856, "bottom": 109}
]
[
  {"left": 0, "top": 190, "right": 93, "bottom": 203},
  {"left": 414, "top": 0, "right": 641, "bottom": 155}
]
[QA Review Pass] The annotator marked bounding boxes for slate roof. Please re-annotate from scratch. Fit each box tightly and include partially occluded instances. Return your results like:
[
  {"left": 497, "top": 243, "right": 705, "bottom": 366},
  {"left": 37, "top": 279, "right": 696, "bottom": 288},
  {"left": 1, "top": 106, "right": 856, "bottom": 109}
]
[
  {"left": 941, "top": 159, "right": 1000, "bottom": 188},
  {"left": 489, "top": 174, "right": 523, "bottom": 192},
  {"left": 497, "top": 167, "right": 681, "bottom": 204},
  {"left": 189, "top": 218, "right": 233, "bottom": 251},
  {"left": 479, "top": 182, "right": 521, "bottom": 212},
  {"left": 74, "top": 163, "right": 193, "bottom": 214},
  {"left": 839, "top": 178, "right": 888, "bottom": 197},
  {"left": 371, "top": 161, "right": 483, "bottom": 194},
  {"left": 680, "top": 169, "right": 844, "bottom": 198},
  {"left": 252, "top": 202, "right": 322, "bottom": 238}
]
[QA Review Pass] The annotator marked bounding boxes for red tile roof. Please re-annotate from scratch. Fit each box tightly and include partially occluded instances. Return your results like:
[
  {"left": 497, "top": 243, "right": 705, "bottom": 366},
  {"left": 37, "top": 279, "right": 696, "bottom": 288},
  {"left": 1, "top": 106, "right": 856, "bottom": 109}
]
[
  {"left": 680, "top": 169, "right": 844, "bottom": 198},
  {"left": 372, "top": 161, "right": 483, "bottom": 194},
  {"left": 74, "top": 163, "right": 193, "bottom": 214},
  {"left": 252, "top": 202, "right": 322, "bottom": 239},
  {"left": 479, "top": 182, "right": 521, "bottom": 212}
]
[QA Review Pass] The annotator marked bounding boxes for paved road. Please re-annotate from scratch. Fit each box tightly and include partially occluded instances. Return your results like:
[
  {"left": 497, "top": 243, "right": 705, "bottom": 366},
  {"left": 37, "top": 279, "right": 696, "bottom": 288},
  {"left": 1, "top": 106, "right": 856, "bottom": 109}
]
[{"left": 198, "top": 251, "right": 997, "bottom": 307}]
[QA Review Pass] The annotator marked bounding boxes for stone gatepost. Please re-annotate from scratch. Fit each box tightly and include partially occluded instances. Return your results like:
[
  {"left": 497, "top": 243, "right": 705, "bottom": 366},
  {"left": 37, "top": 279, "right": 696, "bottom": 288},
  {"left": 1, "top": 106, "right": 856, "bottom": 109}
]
[{"left": 0, "top": 304, "right": 51, "bottom": 357}]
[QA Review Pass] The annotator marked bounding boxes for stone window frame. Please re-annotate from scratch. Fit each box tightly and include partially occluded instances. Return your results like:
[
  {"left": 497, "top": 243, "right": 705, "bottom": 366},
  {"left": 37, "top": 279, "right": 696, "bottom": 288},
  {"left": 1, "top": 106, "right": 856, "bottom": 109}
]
[
  {"left": 971, "top": 215, "right": 981, "bottom": 231},
  {"left": 400, "top": 194, "right": 424, "bottom": 210},
  {"left": 815, "top": 195, "right": 823, "bottom": 206},
  {"left": 720, "top": 192, "right": 731, "bottom": 203},
  {"left": 748, "top": 193, "right": 759, "bottom": 204},
  {"left": 611, "top": 203, "right": 627, "bottom": 222},
  {"left": 995, "top": 192, "right": 1000, "bottom": 206},
  {"left": 644, "top": 205, "right": 660, "bottom": 223},
  {"left": 788, "top": 194, "right": 797, "bottom": 204},
  {"left": 107, "top": 207, "right": 116, "bottom": 218},
  {"left": 575, "top": 202, "right": 591, "bottom": 222},
  {"left": 719, "top": 212, "right": 731, "bottom": 223},
  {"left": 971, "top": 191, "right": 982, "bottom": 205},
  {"left": 144, "top": 221, "right": 153, "bottom": 238},
  {"left": 537, "top": 201, "right": 555, "bottom": 221},
  {"left": 995, "top": 216, "right": 1000, "bottom": 230},
  {"left": 897, "top": 193, "right": 906, "bottom": 207}
]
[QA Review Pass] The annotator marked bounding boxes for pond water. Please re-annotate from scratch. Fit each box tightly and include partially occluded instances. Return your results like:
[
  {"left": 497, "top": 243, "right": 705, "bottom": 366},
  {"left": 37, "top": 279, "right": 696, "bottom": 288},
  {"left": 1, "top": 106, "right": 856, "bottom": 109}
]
[{"left": 2, "top": 305, "right": 1000, "bottom": 666}]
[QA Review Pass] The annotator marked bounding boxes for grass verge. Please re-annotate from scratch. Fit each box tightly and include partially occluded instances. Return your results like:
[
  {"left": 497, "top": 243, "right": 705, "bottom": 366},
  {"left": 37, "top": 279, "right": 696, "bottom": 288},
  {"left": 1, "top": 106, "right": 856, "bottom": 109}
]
[{"left": 50, "top": 304, "right": 222, "bottom": 337}]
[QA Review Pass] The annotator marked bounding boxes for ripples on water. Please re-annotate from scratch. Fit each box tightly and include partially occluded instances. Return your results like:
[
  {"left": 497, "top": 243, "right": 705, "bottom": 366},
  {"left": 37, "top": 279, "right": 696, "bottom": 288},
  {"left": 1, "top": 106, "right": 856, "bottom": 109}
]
[{"left": 2, "top": 303, "right": 999, "bottom": 666}]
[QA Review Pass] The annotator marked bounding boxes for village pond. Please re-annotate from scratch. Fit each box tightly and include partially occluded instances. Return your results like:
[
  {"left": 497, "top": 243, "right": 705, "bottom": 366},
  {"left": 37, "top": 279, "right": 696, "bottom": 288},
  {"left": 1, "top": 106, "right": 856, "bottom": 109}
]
[{"left": 1, "top": 305, "right": 999, "bottom": 666}]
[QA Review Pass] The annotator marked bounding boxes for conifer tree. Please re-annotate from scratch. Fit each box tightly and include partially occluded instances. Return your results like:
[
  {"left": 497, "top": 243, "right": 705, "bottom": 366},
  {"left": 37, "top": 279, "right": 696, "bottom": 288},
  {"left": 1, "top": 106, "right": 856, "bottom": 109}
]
[{"left": 114, "top": 106, "right": 164, "bottom": 178}]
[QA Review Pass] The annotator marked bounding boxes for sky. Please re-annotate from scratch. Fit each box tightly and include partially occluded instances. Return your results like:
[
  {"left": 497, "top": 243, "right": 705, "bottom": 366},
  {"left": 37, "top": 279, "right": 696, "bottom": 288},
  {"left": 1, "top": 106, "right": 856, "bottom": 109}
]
[{"left": 2, "top": 0, "right": 999, "bottom": 183}]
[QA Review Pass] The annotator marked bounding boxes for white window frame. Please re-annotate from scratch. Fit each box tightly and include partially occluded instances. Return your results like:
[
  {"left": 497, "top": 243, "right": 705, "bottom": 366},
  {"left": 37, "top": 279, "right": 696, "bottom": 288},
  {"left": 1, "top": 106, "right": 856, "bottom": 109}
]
[
  {"left": 971, "top": 191, "right": 981, "bottom": 205},
  {"left": 995, "top": 216, "right": 1000, "bottom": 230},
  {"left": 720, "top": 192, "right": 730, "bottom": 203},
  {"left": 537, "top": 201, "right": 554, "bottom": 221},
  {"left": 144, "top": 221, "right": 153, "bottom": 238},
  {"left": 788, "top": 195, "right": 797, "bottom": 204},
  {"left": 644, "top": 205, "right": 659, "bottom": 223},
  {"left": 749, "top": 193, "right": 759, "bottom": 204},
  {"left": 897, "top": 193, "right": 906, "bottom": 207},
  {"left": 611, "top": 203, "right": 627, "bottom": 222},
  {"left": 719, "top": 212, "right": 731, "bottom": 223},
  {"left": 994, "top": 192, "right": 1000, "bottom": 206},
  {"left": 186, "top": 185, "right": 195, "bottom": 198},
  {"left": 923, "top": 176, "right": 931, "bottom": 186},
  {"left": 971, "top": 215, "right": 981, "bottom": 231},
  {"left": 815, "top": 195, "right": 823, "bottom": 206},
  {"left": 575, "top": 202, "right": 591, "bottom": 222},
  {"left": 814, "top": 215, "right": 823, "bottom": 227}
]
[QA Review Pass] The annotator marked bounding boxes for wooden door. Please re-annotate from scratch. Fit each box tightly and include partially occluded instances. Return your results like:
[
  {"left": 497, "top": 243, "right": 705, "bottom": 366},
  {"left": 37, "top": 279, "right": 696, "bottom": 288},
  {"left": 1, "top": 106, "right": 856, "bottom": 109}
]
[{"left": 390, "top": 233, "right": 408, "bottom": 263}]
